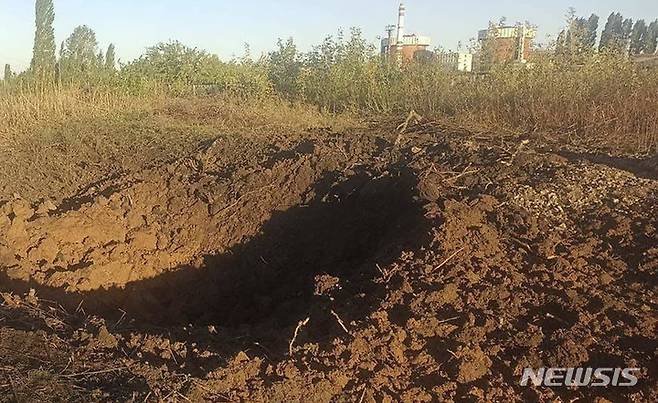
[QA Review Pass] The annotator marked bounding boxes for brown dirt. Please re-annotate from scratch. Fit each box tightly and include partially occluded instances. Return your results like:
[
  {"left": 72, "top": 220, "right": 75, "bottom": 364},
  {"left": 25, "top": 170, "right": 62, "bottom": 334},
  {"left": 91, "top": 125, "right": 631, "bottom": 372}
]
[{"left": 0, "top": 121, "right": 656, "bottom": 402}]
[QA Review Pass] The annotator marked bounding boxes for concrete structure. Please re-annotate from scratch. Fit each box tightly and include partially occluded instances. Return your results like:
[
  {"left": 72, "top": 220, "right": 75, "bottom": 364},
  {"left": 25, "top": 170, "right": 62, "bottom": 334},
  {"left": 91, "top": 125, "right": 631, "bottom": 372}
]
[
  {"left": 381, "top": 3, "right": 431, "bottom": 62},
  {"left": 436, "top": 52, "right": 473, "bottom": 72},
  {"left": 478, "top": 23, "right": 536, "bottom": 64}
]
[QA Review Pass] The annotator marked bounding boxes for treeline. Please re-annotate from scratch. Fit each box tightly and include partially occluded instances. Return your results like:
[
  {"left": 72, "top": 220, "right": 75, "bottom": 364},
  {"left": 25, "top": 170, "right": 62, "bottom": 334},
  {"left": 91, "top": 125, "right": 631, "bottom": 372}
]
[
  {"left": 3, "top": 0, "right": 658, "bottom": 95},
  {"left": 556, "top": 8, "right": 658, "bottom": 57},
  {"left": 6, "top": 0, "right": 117, "bottom": 88},
  {"left": 2, "top": 1, "right": 658, "bottom": 152}
]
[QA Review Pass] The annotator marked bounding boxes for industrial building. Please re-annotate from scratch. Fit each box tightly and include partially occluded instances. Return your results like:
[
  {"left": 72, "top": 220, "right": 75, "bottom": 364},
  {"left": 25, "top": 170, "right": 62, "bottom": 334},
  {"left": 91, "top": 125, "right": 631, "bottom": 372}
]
[
  {"left": 381, "top": 3, "right": 431, "bottom": 62},
  {"left": 436, "top": 52, "right": 473, "bottom": 72},
  {"left": 478, "top": 23, "right": 536, "bottom": 64}
]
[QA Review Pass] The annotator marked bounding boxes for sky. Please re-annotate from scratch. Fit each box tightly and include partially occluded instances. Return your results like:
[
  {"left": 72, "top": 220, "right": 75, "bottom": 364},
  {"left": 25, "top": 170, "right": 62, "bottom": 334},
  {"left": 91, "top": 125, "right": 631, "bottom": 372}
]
[{"left": 1, "top": 0, "right": 658, "bottom": 75}]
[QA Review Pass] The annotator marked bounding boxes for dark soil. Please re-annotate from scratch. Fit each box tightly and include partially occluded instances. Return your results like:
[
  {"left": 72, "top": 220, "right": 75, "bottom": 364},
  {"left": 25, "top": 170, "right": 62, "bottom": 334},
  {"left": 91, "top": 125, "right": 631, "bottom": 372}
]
[{"left": 1, "top": 121, "right": 656, "bottom": 402}]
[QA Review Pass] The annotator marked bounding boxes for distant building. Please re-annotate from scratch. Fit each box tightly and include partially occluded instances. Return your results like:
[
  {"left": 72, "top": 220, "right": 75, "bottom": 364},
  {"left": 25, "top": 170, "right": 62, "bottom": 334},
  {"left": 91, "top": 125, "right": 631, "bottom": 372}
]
[
  {"left": 381, "top": 3, "right": 431, "bottom": 62},
  {"left": 478, "top": 23, "right": 536, "bottom": 64},
  {"left": 436, "top": 52, "right": 473, "bottom": 72}
]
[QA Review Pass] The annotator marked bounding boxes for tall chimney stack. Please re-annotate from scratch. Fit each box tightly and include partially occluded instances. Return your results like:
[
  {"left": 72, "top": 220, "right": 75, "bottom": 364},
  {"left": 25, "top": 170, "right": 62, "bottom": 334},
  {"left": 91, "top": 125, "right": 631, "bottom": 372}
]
[{"left": 396, "top": 2, "right": 406, "bottom": 45}]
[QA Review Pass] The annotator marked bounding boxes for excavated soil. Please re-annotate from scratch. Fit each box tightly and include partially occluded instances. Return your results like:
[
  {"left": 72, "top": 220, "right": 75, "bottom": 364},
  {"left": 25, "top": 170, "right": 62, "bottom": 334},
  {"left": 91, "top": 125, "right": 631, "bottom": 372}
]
[{"left": 0, "top": 122, "right": 657, "bottom": 402}]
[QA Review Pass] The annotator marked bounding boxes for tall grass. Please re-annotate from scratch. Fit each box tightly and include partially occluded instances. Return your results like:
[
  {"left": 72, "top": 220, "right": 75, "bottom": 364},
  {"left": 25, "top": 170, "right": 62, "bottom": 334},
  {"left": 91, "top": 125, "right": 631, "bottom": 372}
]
[
  {"left": 393, "top": 55, "right": 658, "bottom": 153},
  {"left": 0, "top": 85, "right": 161, "bottom": 136},
  {"left": 267, "top": 31, "right": 658, "bottom": 153},
  {"left": 288, "top": 50, "right": 658, "bottom": 153},
  {"left": 0, "top": 85, "right": 355, "bottom": 201}
]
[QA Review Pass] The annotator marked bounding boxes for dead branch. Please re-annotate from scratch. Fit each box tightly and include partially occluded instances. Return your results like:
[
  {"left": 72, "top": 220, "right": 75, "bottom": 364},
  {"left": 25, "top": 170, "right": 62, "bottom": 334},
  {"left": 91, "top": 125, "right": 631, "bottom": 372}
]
[
  {"left": 397, "top": 110, "right": 423, "bottom": 133},
  {"left": 288, "top": 317, "right": 310, "bottom": 356},
  {"left": 395, "top": 110, "right": 423, "bottom": 146},
  {"left": 437, "top": 316, "right": 460, "bottom": 325},
  {"left": 444, "top": 163, "right": 480, "bottom": 184},
  {"left": 358, "top": 387, "right": 367, "bottom": 403},
  {"left": 500, "top": 140, "right": 530, "bottom": 166},
  {"left": 331, "top": 310, "right": 352, "bottom": 336}
]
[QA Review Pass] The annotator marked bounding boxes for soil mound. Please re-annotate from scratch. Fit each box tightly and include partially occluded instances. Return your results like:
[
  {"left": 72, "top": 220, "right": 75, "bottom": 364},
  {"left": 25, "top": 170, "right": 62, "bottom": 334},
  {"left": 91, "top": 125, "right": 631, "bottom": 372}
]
[{"left": 1, "top": 125, "right": 656, "bottom": 401}]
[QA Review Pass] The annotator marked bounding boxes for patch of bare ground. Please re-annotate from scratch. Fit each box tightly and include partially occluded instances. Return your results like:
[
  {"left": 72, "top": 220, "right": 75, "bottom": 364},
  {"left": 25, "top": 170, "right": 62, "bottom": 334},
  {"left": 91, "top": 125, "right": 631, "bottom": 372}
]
[{"left": 0, "top": 119, "right": 656, "bottom": 401}]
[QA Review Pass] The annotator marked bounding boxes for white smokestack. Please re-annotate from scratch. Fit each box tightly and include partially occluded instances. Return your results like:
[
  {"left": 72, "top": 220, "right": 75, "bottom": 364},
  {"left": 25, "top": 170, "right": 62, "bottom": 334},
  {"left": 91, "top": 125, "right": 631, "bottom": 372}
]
[{"left": 396, "top": 2, "right": 406, "bottom": 45}]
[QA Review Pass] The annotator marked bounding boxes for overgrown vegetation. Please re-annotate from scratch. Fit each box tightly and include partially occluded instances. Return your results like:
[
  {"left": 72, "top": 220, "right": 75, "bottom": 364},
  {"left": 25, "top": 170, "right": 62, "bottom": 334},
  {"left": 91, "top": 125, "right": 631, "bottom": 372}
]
[{"left": 2, "top": 1, "right": 658, "bottom": 154}]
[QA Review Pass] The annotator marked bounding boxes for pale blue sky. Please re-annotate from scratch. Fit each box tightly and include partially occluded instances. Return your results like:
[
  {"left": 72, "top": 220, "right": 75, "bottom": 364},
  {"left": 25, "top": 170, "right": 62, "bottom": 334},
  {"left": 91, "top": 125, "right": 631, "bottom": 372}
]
[{"left": 1, "top": 0, "right": 657, "bottom": 74}]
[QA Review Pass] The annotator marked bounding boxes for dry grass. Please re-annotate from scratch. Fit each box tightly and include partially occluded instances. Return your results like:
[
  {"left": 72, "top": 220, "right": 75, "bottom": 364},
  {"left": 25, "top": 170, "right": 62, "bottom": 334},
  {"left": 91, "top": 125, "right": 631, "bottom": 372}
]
[
  {"left": 295, "top": 52, "right": 658, "bottom": 154},
  {"left": 0, "top": 89, "right": 355, "bottom": 201},
  {"left": 1, "top": 53, "right": 656, "bottom": 201},
  {"left": 0, "top": 87, "right": 157, "bottom": 134},
  {"left": 393, "top": 56, "right": 658, "bottom": 154}
]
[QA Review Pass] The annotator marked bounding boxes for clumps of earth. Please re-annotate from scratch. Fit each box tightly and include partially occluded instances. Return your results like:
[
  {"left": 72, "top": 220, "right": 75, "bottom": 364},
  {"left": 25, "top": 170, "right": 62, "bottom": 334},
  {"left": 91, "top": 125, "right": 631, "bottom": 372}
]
[{"left": 1, "top": 122, "right": 656, "bottom": 402}]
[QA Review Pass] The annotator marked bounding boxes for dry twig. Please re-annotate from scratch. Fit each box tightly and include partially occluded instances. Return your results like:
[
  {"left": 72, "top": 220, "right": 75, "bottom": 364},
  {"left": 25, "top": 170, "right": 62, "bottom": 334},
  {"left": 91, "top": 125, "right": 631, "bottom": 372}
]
[
  {"left": 214, "top": 184, "right": 275, "bottom": 217},
  {"left": 433, "top": 247, "right": 465, "bottom": 273},
  {"left": 331, "top": 310, "right": 352, "bottom": 336},
  {"left": 288, "top": 317, "right": 310, "bottom": 356},
  {"left": 358, "top": 387, "right": 367, "bottom": 403},
  {"left": 62, "top": 366, "right": 127, "bottom": 378}
]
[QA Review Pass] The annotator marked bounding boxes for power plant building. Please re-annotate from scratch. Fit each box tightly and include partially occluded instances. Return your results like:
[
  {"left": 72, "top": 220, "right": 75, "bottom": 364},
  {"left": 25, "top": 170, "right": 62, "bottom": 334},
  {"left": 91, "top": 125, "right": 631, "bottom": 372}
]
[
  {"left": 477, "top": 23, "right": 536, "bottom": 63},
  {"left": 436, "top": 52, "right": 473, "bottom": 72},
  {"left": 381, "top": 3, "right": 431, "bottom": 62}
]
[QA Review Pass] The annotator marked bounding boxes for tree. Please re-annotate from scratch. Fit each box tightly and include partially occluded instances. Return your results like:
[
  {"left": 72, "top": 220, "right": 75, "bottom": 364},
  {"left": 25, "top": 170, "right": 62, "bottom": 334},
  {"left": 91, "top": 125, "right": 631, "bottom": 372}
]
[
  {"left": 268, "top": 38, "right": 300, "bottom": 99},
  {"left": 622, "top": 18, "right": 634, "bottom": 51},
  {"left": 60, "top": 25, "right": 99, "bottom": 77},
  {"left": 3, "top": 64, "right": 12, "bottom": 82},
  {"left": 629, "top": 20, "right": 647, "bottom": 55},
  {"left": 105, "top": 44, "right": 116, "bottom": 70},
  {"left": 478, "top": 20, "right": 502, "bottom": 70},
  {"left": 570, "top": 18, "right": 588, "bottom": 54},
  {"left": 123, "top": 41, "right": 219, "bottom": 84},
  {"left": 600, "top": 12, "right": 624, "bottom": 52},
  {"left": 645, "top": 20, "right": 658, "bottom": 54},
  {"left": 557, "top": 10, "right": 598, "bottom": 58},
  {"left": 30, "top": 0, "right": 56, "bottom": 84},
  {"left": 584, "top": 14, "right": 599, "bottom": 49},
  {"left": 555, "top": 30, "right": 567, "bottom": 55}
]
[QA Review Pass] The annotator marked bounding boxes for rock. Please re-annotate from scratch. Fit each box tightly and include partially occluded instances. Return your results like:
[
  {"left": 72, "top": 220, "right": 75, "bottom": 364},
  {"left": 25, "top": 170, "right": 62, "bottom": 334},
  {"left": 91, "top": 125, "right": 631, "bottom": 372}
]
[
  {"left": 95, "top": 326, "right": 118, "bottom": 349},
  {"left": 27, "top": 237, "right": 60, "bottom": 264},
  {"left": 36, "top": 200, "right": 57, "bottom": 216},
  {"left": 11, "top": 199, "right": 35, "bottom": 220},
  {"left": 457, "top": 346, "right": 492, "bottom": 383},
  {"left": 427, "top": 283, "right": 460, "bottom": 305},
  {"left": 599, "top": 272, "right": 614, "bottom": 285},
  {"left": 0, "top": 245, "right": 18, "bottom": 267}
]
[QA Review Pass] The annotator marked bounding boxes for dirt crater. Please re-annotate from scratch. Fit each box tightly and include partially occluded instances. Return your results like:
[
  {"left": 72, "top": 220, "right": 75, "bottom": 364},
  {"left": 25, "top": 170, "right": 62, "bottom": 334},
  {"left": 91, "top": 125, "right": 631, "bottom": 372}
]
[{"left": 1, "top": 136, "right": 432, "bottom": 343}]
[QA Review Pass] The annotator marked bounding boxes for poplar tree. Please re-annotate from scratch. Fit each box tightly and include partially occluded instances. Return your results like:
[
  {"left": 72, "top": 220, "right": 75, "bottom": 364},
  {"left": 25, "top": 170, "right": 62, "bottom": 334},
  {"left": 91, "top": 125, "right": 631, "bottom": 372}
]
[
  {"left": 622, "top": 18, "right": 634, "bottom": 51},
  {"left": 30, "top": 0, "right": 56, "bottom": 84},
  {"left": 60, "top": 25, "right": 99, "bottom": 80},
  {"left": 645, "top": 20, "right": 658, "bottom": 54},
  {"left": 600, "top": 13, "right": 623, "bottom": 52},
  {"left": 3, "top": 64, "right": 12, "bottom": 82},
  {"left": 584, "top": 14, "right": 599, "bottom": 49},
  {"left": 105, "top": 44, "right": 116, "bottom": 70},
  {"left": 629, "top": 20, "right": 647, "bottom": 55},
  {"left": 558, "top": 10, "right": 598, "bottom": 57}
]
